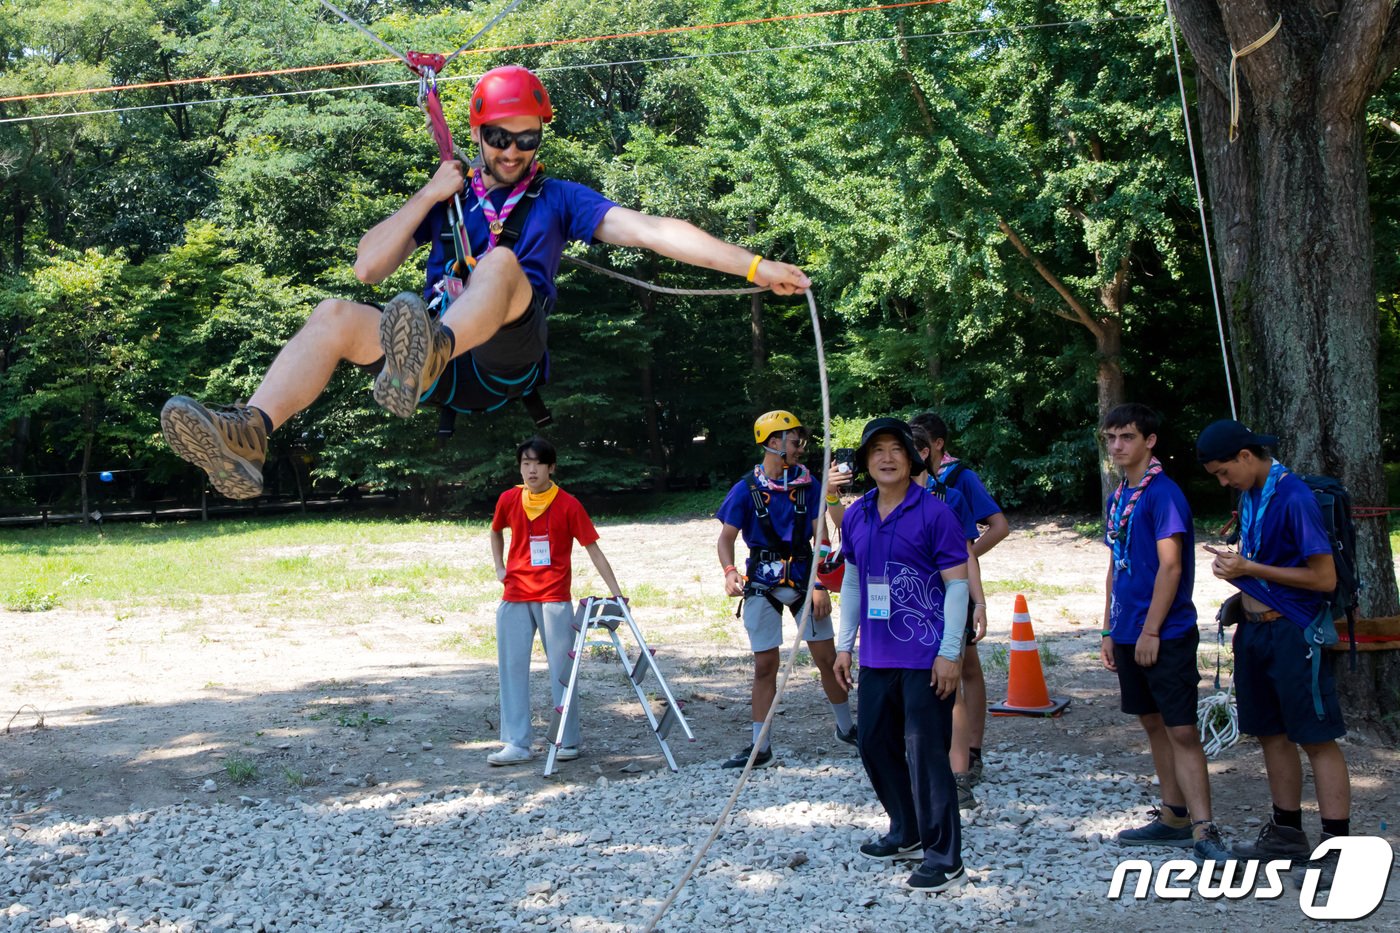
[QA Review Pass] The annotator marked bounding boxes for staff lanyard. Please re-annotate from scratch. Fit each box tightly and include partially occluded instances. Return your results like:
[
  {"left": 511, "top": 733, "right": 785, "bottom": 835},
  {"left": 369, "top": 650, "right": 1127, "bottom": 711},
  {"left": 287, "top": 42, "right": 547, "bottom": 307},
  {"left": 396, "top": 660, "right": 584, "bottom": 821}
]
[
  {"left": 1239, "top": 460, "right": 1287, "bottom": 561},
  {"left": 1107, "top": 457, "right": 1162, "bottom": 574}
]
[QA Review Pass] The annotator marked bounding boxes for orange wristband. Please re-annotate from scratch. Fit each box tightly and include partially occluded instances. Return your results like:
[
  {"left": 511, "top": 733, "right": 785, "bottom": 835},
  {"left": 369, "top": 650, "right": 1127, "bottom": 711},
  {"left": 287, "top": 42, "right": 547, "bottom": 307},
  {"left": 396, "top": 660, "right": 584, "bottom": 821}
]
[{"left": 746, "top": 255, "right": 763, "bottom": 282}]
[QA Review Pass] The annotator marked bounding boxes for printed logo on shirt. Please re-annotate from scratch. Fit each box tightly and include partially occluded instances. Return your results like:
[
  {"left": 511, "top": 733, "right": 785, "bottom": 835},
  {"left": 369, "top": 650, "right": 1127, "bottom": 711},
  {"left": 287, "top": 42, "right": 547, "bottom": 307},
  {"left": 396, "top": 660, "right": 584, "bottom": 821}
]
[{"left": 883, "top": 562, "right": 945, "bottom": 647}]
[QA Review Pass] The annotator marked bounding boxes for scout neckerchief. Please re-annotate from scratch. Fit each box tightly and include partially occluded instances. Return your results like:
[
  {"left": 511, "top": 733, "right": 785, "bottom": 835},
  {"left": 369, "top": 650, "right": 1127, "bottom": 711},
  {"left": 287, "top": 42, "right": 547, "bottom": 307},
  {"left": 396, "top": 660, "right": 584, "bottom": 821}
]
[
  {"left": 1107, "top": 456, "right": 1162, "bottom": 574},
  {"left": 518, "top": 481, "right": 558, "bottom": 521},
  {"left": 936, "top": 454, "right": 959, "bottom": 482},
  {"left": 470, "top": 161, "right": 540, "bottom": 253},
  {"left": 1239, "top": 459, "right": 1288, "bottom": 562},
  {"left": 752, "top": 462, "right": 813, "bottom": 493}
]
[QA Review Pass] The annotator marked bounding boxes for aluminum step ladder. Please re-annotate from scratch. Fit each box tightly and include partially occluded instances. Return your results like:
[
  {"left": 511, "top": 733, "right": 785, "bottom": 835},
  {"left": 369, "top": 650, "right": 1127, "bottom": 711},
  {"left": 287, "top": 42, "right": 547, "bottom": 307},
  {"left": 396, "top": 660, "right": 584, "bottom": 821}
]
[{"left": 544, "top": 596, "right": 695, "bottom": 776}]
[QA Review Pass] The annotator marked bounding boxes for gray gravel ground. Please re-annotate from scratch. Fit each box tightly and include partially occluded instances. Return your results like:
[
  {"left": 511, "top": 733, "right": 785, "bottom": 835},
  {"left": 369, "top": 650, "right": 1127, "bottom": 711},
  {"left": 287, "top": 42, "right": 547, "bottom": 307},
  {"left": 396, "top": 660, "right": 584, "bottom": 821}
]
[{"left": 5, "top": 743, "right": 1397, "bottom": 932}]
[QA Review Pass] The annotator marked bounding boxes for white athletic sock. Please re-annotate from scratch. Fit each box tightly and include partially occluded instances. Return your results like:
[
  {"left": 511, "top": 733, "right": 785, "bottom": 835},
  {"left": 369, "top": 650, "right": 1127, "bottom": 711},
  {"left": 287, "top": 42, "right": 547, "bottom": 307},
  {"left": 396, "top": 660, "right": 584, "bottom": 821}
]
[
  {"left": 751, "top": 721, "right": 770, "bottom": 752},
  {"left": 831, "top": 701, "right": 853, "bottom": 733}
]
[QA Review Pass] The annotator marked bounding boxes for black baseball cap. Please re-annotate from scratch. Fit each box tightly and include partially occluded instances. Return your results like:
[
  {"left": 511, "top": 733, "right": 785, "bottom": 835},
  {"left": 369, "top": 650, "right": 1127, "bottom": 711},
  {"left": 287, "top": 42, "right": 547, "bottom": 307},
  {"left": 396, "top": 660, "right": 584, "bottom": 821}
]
[
  {"left": 1196, "top": 419, "right": 1279, "bottom": 464},
  {"left": 855, "top": 417, "right": 922, "bottom": 472}
]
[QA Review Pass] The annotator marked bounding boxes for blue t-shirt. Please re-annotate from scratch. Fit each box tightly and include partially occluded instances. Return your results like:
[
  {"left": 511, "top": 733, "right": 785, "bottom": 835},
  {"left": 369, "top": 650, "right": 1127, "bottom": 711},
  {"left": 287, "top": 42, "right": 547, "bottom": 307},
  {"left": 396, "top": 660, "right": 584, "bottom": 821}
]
[
  {"left": 924, "top": 476, "right": 979, "bottom": 541},
  {"left": 1230, "top": 469, "right": 1333, "bottom": 628},
  {"left": 413, "top": 176, "right": 617, "bottom": 303},
  {"left": 717, "top": 471, "right": 814, "bottom": 586},
  {"left": 938, "top": 461, "right": 1002, "bottom": 528},
  {"left": 840, "top": 483, "right": 969, "bottom": 669},
  {"left": 1104, "top": 474, "right": 1198, "bottom": 643}
]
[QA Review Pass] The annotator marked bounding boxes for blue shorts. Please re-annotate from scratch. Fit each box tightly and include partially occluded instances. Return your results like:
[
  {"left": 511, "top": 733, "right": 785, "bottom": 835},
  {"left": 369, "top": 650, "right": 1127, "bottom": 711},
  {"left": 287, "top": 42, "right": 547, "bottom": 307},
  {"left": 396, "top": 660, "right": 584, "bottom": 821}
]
[{"left": 1233, "top": 619, "right": 1345, "bottom": 745}]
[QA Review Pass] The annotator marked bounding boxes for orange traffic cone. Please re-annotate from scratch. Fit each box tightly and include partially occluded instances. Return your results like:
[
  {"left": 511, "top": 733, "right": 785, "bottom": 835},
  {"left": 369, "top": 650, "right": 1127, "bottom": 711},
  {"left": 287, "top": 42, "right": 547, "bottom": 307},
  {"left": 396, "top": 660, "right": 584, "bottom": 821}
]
[{"left": 989, "top": 594, "right": 1070, "bottom": 717}]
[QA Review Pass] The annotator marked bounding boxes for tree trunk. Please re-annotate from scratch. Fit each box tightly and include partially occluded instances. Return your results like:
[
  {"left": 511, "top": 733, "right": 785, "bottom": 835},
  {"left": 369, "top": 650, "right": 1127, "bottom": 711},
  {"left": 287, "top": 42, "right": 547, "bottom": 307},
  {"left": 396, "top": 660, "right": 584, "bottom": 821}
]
[
  {"left": 1171, "top": 0, "right": 1400, "bottom": 620},
  {"left": 1095, "top": 315, "right": 1125, "bottom": 505}
]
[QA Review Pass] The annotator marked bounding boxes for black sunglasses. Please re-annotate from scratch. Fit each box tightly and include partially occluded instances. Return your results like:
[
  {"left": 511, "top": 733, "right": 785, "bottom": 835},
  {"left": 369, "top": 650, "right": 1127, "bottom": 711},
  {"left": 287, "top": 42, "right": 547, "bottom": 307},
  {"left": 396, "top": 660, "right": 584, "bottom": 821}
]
[{"left": 480, "top": 124, "right": 543, "bottom": 151}]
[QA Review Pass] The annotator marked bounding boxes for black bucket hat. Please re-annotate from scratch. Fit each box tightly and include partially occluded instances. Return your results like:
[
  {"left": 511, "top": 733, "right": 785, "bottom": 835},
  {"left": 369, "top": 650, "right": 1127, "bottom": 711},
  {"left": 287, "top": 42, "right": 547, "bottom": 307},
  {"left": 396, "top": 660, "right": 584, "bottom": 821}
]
[
  {"left": 1196, "top": 419, "right": 1279, "bottom": 464},
  {"left": 855, "top": 417, "right": 923, "bottom": 473}
]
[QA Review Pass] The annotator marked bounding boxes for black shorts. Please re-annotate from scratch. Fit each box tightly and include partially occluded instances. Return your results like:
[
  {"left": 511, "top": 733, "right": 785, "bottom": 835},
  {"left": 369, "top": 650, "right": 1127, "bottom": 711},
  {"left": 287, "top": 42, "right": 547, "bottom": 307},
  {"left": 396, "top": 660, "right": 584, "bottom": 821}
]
[
  {"left": 1113, "top": 627, "right": 1200, "bottom": 727},
  {"left": 1233, "top": 618, "right": 1346, "bottom": 744},
  {"left": 359, "top": 288, "right": 552, "bottom": 412}
]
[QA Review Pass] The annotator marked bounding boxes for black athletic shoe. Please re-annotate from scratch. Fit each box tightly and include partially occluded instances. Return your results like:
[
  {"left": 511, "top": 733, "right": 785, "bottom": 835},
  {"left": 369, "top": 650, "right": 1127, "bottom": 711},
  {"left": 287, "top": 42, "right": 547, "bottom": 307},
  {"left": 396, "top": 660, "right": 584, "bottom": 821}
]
[
  {"left": 859, "top": 837, "right": 922, "bottom": 861},
  {"left": 720, "top": 745, "right": 773, "bottom": 769},
  {"left": 834, "top": 725, "right": 858, "bottom": 746},
  {"left": 907, "top": 862, "right": 967, "bottom": 892}
]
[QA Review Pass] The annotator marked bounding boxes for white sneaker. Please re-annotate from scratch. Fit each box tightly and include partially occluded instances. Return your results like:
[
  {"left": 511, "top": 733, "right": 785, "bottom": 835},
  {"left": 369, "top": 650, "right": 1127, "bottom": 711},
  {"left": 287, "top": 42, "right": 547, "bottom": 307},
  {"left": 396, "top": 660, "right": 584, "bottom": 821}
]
[
  {"left": 555, "top": 746, "right": 580, "bottom": 761},
  {"left": 487, "top": 744, "right": 533, "bottom": 766}
]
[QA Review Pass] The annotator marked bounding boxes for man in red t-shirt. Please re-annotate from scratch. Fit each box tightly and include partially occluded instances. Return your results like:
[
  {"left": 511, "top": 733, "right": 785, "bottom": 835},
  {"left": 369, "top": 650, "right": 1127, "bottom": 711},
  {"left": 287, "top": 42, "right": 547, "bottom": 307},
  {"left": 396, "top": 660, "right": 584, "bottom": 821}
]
[{"left": 488, "top": 436, "right": 623, "bottom": 766}]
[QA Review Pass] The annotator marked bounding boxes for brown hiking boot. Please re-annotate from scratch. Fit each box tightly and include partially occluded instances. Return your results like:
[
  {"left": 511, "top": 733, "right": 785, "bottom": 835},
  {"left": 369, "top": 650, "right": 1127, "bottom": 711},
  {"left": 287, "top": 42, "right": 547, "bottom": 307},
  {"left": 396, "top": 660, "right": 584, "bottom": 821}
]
[
  {"left": 161, "top": 396, "right": 267, "bottom": 500},
  {"left": 373, "top": 292, "right": 452, "bottom": 418}
]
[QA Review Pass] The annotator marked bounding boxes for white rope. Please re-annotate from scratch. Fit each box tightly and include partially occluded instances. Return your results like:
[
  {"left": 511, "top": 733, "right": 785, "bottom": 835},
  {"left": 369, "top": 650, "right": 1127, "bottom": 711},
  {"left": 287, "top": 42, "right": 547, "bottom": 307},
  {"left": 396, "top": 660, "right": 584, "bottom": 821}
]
[
  {"left": 641, "top": 288, "right": 831, "bottom": 933},
  {"left": 1163, "top": 1, "right": 1238, "bottom": 420},
  {"left": 1197, "top": 688, "right": 1239, "bottom": 757}
]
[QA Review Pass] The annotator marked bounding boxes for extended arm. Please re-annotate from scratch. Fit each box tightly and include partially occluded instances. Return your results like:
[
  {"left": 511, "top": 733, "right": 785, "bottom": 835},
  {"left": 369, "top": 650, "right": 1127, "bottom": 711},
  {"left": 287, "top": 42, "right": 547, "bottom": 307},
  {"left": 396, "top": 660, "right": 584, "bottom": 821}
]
[
  {"left": 584, "top": 541, "right": 624, "bottom": 599},
  {"left": 354, "top": 161, "right": 465, "bottom": 285},
  {"left": 592, "top": 207, "right": 810, "bottom": 295}
]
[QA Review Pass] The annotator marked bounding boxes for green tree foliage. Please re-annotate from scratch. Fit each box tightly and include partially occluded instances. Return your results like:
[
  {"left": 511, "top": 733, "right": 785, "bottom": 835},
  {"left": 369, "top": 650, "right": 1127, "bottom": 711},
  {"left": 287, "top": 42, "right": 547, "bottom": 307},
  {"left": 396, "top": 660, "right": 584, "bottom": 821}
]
[{"left": 0, "top": 0, "right": 1394, "bottom": 514}]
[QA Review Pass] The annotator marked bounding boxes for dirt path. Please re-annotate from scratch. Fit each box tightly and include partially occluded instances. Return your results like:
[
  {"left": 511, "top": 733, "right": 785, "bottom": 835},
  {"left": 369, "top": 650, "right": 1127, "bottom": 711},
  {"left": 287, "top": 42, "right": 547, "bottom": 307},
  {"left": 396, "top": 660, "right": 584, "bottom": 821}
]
[{"left": 3, "top": 514, "right": 1397, "bottom": 854}]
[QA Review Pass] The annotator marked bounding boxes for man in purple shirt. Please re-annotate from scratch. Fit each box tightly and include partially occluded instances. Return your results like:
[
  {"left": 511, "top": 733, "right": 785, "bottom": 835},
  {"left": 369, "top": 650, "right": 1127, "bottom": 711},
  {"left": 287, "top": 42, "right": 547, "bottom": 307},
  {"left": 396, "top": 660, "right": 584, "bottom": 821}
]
[
  {"left": 1198, "top": 420, "right": 1350, "bottom": 877},
  {"left": 160, "top": 65, "right": 811, "bottom": 500},
  {"left": 833, "top": 417, "right": 970, "bottom": 893}
]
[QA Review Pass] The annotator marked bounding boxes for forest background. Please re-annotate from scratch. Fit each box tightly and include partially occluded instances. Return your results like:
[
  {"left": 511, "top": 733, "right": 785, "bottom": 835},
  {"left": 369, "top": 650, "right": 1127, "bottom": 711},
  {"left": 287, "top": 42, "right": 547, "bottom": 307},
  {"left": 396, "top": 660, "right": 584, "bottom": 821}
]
[{"left": 3, "top": 0, "right": 1399, "bottom": 515}]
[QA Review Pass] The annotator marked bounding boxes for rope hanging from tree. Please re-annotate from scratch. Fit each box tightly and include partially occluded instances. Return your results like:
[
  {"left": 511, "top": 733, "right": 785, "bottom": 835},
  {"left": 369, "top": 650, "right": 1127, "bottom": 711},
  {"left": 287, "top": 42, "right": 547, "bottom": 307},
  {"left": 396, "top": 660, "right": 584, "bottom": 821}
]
[{"left": 1228, "top": 14, "right": 1283, "bottom": 142}]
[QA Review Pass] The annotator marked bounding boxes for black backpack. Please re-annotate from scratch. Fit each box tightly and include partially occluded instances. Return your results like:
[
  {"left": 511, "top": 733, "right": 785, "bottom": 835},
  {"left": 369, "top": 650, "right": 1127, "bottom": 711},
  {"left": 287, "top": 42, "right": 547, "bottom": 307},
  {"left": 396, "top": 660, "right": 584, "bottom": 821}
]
[
  {"left": 928, "top": 460, "right": 967, "bottom": 501},
  {"left": 1300, "top": 474, "right": 1361, "bottom": 669}
]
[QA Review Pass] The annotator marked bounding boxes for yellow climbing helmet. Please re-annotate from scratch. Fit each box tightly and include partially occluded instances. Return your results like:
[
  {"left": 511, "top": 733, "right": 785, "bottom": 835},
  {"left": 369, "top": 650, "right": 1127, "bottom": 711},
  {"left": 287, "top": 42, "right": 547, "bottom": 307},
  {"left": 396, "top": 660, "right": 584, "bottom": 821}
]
[{"left": 753, "top": 410, "right": 805, "bottom": 445}]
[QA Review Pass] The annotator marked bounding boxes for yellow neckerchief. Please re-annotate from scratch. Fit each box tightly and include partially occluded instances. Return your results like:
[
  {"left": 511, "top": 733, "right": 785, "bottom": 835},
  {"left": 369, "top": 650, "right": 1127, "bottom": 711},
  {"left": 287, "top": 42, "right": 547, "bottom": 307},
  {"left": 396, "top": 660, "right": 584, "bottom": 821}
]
[{"left": 517, "top": 482, "right": 559, "bottom": 521}]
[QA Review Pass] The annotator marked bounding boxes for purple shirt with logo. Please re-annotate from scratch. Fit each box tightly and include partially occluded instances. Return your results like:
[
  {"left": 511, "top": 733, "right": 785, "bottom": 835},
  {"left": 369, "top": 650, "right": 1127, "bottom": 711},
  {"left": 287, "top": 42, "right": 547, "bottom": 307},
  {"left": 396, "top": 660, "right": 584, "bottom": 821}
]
[{"left": 841, "top": 482, "right": 970, "bottom": 669}]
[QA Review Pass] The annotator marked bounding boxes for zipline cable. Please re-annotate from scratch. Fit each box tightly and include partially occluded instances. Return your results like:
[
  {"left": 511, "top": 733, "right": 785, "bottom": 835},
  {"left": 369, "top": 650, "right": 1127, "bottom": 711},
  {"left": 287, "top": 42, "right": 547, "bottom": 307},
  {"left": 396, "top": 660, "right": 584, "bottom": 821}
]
[
  {"left": 1164, "top": 0, "right": 1237, "bottom": 420},
  {"left": 314, "top": 0, "right": 412, "bottom": 67},
  {"left": 641, "top": 288, "right": 833, "bottom": 933},
  {"left": 0, "top": 16, "right": 1149, "bottom": 125},
  {"left": 0, "top": 0, "right": 956, "bottom": 105}
]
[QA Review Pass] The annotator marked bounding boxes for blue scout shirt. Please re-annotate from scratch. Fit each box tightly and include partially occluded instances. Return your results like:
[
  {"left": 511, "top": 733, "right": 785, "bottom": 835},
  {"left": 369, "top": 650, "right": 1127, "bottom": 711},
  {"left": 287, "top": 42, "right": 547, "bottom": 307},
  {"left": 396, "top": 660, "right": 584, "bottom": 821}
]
[
  {"left": 1231, "top": 468, "right": 1333, "bottom": 628},
  {"left": 717, "top": 471, "right": 814, "bottom": 587},
  {"left": 414, "top": 177, "right": 616, "bottom": 303},
  {"left": 840, "top": 483, "right": 969, "bottom": 669},
  {"left": 924, "top": 476, "right": 979, "bottom": 542},
  {"left": 938, "top": 461, "right": 1002, "bottom": 529},
  {"left": 1104, "top": 474, "right": 1198, "bottom": 644}
]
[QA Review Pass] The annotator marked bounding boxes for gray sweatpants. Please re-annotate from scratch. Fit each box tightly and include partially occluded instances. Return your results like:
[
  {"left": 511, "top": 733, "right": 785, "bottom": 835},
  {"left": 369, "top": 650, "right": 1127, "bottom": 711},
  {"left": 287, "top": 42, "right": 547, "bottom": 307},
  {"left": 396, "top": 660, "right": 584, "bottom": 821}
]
[{"left": 495, "top": 600, "right": 580, "bottom": 749}]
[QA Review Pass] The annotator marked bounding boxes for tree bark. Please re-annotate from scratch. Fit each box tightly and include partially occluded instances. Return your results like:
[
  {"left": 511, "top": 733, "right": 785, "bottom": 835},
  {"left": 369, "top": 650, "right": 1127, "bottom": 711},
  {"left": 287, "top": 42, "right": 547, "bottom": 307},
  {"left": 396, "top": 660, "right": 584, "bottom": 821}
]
[{"left": 1170, "top": 0, "right": 1400, "bottom": 621}]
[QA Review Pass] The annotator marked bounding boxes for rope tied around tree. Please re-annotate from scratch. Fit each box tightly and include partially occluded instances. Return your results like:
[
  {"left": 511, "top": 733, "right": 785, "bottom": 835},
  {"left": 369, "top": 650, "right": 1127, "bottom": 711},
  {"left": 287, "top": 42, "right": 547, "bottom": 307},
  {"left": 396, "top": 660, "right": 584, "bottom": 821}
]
[{"left": 1228, "top": 14, "right": 1283, "bottom": 142}]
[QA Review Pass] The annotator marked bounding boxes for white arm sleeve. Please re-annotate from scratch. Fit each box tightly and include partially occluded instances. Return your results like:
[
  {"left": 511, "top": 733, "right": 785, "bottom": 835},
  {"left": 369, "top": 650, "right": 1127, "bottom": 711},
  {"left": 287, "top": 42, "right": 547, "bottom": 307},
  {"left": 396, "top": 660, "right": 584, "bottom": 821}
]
[
  {"left": 837, "top": 561, "right": 860, "bottom": 654},
  {"left": 939, "top": 577, "right": 969, "bottom": 662}
]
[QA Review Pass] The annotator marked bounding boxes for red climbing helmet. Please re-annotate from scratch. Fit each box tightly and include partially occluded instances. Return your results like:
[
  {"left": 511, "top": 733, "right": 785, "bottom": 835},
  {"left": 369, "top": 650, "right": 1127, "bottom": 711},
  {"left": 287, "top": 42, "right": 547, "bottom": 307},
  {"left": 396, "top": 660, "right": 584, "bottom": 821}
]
[{"left": 469, "top": 66, "right": 553, "bottom": 126}]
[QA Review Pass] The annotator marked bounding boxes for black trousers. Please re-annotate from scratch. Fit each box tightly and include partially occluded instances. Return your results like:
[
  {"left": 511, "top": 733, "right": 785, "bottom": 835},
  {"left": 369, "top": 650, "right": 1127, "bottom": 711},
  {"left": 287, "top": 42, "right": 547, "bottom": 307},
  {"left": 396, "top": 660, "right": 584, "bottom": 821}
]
[{"left": 857, "top": 667, "right": 961, "bottom": 871}]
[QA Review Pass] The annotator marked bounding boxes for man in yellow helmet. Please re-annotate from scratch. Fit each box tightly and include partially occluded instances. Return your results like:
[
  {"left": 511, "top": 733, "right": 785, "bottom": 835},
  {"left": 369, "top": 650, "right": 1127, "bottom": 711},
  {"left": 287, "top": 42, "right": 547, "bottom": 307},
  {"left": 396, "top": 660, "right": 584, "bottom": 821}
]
[{"left": 715, "top": 410, "right": 851, "bottom": 768}]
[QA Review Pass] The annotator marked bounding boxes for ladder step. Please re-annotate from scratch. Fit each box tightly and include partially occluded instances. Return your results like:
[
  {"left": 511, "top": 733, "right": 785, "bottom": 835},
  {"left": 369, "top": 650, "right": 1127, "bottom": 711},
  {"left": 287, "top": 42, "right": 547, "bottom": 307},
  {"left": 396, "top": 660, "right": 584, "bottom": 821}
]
[
  {"left": 656, "top": 703, "right": 680, "bottom": 740},
  {"left": 630, "top": 650, "right": 653, "bottom": 687}
]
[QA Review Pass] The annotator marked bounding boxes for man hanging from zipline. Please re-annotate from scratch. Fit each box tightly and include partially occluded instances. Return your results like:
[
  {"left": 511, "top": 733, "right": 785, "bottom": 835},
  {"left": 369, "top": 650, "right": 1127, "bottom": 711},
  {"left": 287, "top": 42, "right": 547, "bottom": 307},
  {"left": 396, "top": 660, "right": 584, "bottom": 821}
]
[{"left": 162, "top": 65, "right": 810, "bottom": 499}]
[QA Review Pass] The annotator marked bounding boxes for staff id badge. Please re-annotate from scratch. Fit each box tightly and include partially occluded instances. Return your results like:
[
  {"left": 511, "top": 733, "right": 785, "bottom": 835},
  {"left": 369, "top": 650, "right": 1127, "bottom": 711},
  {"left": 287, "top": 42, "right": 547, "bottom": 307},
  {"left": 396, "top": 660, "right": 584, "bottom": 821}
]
[
  {"left": 529, "top": 535, "right": 552, "bottom": 567},
  {"left": 867, "top": 575, "right": 891, "bottom": 620}
]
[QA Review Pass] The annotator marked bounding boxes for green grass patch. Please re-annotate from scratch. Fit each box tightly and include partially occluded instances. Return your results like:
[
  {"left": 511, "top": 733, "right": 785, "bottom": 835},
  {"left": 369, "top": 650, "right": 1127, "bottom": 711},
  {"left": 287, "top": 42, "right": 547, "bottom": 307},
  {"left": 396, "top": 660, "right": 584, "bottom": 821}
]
[
  {"left": 4, "top": 583, "right": 58, "bottom": 612},
  {"left": 438, "top": 630, "right": 498, "bottom": 660},
  {"left": 224, "top": 756, "right": 258, "bottom": 785},
  {"left": 983, "top": 578, "right": 1077, "bottom": 597}
]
